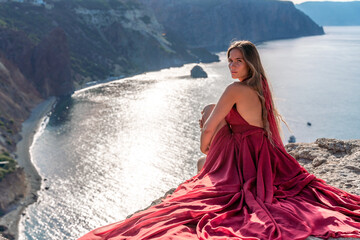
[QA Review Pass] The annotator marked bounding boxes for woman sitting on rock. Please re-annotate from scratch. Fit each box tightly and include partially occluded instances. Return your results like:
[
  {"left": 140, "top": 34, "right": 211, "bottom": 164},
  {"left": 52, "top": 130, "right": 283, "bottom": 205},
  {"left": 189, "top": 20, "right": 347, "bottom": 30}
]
[{"left": 79, "top": 40, "right": 360, "bottom": 240}]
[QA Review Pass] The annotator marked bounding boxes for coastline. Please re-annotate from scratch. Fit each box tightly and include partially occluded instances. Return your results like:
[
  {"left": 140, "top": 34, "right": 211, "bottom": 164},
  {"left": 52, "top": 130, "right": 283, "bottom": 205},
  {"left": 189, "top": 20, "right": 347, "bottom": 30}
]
[{"left": 0, "top": 97, "right": 57, "bottom": 239}]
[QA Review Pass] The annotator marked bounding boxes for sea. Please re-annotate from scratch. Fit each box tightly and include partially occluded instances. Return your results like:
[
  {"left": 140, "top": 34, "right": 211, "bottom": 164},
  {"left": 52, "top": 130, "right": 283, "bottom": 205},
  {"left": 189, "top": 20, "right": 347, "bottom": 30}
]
[{"left": 19, "top": 26, "right": 360, "bottom": 240}]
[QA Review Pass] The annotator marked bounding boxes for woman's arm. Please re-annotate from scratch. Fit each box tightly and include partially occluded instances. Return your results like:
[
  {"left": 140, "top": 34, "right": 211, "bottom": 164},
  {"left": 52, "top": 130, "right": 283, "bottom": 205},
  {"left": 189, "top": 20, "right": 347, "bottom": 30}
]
[
  {"left": 199, "top": 104, "right": 215, "bottom": 130},
  {"left": 200, "top": 83, "right": 241, "bottom": 154}
]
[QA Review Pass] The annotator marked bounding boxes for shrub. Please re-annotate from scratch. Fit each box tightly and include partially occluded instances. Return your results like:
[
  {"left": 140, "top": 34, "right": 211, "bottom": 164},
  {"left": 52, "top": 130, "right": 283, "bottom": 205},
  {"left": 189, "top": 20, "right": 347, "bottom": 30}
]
[{"left": 0, "top": 154, "right": 17, "bottom": 181}]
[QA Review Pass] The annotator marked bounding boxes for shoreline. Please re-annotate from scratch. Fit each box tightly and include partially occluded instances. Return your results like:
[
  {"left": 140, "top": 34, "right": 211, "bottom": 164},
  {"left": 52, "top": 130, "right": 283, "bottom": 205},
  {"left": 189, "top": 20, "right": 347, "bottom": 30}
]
[{"left": 0, "top": 97, "right": 57, "bottom": 239}]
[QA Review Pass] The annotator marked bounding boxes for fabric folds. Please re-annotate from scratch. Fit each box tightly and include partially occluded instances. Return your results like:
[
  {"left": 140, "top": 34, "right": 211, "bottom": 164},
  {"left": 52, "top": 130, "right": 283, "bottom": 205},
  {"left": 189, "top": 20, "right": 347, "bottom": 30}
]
[{"left": 79, "top": 106, "right": 360, "bottom": 240}]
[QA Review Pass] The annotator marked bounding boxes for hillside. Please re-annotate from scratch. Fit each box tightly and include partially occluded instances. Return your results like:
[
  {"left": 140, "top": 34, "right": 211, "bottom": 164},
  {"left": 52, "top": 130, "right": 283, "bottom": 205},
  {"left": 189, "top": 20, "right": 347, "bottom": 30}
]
[
  {"left": 0, "top": 0, "right": 217, "bottom": 87},
  {"left": 140, "top": 0, "right": 324, "bottom": 51},
  {"left": 296, "top": 1, "right": 360, "bottom": 26}
]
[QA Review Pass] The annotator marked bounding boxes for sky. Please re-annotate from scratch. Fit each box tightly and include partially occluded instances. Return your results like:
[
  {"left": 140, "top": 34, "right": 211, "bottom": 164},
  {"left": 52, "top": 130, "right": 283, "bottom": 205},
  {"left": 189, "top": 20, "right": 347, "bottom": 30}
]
[{"left": 287, "top": 0, "right": 357, "bottom": 4}]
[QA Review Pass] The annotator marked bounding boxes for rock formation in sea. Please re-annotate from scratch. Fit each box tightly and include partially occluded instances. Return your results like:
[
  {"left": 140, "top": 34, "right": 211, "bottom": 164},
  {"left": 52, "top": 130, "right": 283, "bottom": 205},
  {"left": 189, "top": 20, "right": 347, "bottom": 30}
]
[{"left": 190, "top": 65, "right": 208, "bottom": 78}]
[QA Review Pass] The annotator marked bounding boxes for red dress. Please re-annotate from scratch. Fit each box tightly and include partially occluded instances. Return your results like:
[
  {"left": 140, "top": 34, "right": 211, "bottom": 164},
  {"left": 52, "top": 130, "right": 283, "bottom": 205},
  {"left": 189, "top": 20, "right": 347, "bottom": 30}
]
[{"left": 79, "top": 106, "right": 360, "bottom": 240}]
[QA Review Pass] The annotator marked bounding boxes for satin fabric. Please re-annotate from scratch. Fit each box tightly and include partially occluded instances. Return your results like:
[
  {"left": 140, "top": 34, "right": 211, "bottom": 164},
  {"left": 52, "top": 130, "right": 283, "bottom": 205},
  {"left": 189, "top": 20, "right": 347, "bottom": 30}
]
[{"left": 79, "top": 106, "right": 360, "bottom": 240}]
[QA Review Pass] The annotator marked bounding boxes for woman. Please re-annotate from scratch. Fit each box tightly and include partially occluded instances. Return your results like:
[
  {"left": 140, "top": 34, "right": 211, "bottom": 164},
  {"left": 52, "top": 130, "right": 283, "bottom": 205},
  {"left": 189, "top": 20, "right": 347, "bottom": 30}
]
[{"left": 79, "top": 41, "right": 360, "bottom": 239}]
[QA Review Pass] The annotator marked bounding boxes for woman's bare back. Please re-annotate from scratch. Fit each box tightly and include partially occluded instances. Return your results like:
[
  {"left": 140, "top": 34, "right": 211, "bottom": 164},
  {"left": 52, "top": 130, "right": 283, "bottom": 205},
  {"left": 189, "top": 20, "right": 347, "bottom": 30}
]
[{"left": 233, "top": 82, "right": 263, "bottom": 128}]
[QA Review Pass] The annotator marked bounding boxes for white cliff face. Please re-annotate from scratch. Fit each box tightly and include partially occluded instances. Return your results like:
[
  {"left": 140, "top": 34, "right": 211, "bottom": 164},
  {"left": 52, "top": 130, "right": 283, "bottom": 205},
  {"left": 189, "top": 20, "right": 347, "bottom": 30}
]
[{"left": 74, "top": 6, "right": 173, "bottom": 53}]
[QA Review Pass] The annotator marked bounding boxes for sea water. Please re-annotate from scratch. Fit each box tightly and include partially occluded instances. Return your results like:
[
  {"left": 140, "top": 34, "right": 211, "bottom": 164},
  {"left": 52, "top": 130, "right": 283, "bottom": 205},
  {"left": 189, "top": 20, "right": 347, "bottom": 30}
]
[{"left": 19, "top": 26, "right": 360, "bottom": 240}]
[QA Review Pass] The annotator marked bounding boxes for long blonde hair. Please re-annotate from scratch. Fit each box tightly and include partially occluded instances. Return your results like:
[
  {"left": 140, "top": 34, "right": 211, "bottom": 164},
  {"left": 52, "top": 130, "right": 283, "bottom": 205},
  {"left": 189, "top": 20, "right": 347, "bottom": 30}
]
[{"left": 227, "top": 40, "right": 283, "bottom": 143}]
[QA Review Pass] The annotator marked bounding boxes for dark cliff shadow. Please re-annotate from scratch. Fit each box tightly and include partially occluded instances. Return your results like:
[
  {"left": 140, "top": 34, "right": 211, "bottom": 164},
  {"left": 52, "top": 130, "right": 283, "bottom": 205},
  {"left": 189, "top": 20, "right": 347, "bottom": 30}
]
[{"left": 48, "top": 95, "right": 73, "bottom": 127}]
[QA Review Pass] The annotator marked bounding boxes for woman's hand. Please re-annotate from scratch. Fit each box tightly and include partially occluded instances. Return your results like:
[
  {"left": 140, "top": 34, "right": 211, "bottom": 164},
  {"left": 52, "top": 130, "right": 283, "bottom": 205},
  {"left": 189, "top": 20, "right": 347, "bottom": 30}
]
[
  {"left": 200, "top": 140, "right": 209, "bottom": 154},
  {"left": 199, "top": 118, "right": 204, "bottom": 129},
  {"left": 199, "top": 104, "right": 215, "bottom": 130}
]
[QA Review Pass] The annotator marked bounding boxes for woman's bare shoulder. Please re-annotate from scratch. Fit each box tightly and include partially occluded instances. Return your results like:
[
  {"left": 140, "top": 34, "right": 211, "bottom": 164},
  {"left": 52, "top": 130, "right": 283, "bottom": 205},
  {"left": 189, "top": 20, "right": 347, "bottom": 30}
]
[{"left": 226, "top": 82, "right": 256, "bottom": 97}]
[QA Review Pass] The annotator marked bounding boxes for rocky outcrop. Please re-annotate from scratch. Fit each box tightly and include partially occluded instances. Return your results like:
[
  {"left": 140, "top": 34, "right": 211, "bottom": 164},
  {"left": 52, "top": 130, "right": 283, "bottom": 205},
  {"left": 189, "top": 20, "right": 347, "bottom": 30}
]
[
  {"left": 0, "top": 51, "right": 42, "bottom": 153},
  {"left": 140, "top": 0, "right": 325, "bottom": 51},
  {"left": 286, "top": 138, "right": 360, "bottom": 195},
  {"left": 0, "top": 25, "right": 73, "bottom": 154},
  {"left": 29, "top": 28, "right": 73, "bottom": 98},
  {"left": 0, "top": 168, "right": 26, "bottom": 240},
  {"left": 0, "top": 27, "right": 73, "bottom": 98},
  {"left": 0, "top": 168, "right": 27, "bottom": 215},
  {"left": 190, "top": 65, "right": 208, "bottom": 78}
]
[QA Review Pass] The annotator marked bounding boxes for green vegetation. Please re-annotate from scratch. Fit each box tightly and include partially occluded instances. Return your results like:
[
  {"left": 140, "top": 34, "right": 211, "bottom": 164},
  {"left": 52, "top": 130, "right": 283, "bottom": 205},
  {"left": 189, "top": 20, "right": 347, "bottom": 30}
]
[
  {"left": 0, "top": 18, "right": 7, "bottom": 27},
  {"left": 27, "top": 32, "right": 41, "bottom": 44},
  {"left": 0, "top": 119, "right": 15, "bottom": 133},
  {"left": 70, "top": 54, "right": 110, "bottom": 80},
  {"left": 0, "top": 153, "right": 17, "bottom": 181},
  {"left": 0, "top": 3, "right": 52, "bottom": 44}
]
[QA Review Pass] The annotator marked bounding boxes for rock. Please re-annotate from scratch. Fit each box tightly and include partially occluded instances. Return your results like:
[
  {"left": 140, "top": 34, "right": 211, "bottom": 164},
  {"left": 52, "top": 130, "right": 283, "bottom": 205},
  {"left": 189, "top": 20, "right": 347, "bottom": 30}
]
[
  {"left": 0, "top": 225, "right": 7, "bottom": 232},
  {"left": 0, "top": 168, "right": 27, "bottom": 214},
  {"left": 190, "top": 65, "right": 208, "bottom": 78},
  {"left": 315, "top": 138, "right": 354, "bottom": 154},
  {"left": 0, "top": 232, "right": 15, "bottom": 240},
  {"left": 288, "top": 135, "right": 296, "bottom": 143},
  {"left": 285, "top": 138, "right": 360, "bottom": 195},
  {"left": 312, "top": 157, "right": 327, "bottom": 167},
  {"left": 30, "top": 27, "right": 74, "bottom": 98},
  {"left": 0, "top": 27, "right": 72, "bottom": 98},
  {"left": 0, "top": 48, "right": 42, "bottom": 126}
]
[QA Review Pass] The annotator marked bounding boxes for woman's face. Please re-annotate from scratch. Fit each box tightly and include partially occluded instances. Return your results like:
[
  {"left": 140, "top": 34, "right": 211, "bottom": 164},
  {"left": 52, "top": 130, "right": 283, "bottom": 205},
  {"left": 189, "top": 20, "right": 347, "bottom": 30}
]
[{"left": 228, "top": 48, "right": 250, "bottom": 81}]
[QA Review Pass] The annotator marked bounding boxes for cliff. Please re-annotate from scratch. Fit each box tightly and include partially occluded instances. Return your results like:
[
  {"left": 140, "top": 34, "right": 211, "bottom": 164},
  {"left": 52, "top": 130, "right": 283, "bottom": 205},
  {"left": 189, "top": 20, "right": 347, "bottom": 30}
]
[
  {"left": 296, "top": 1, "right": 360, "bottom": 26},
  {"left": 0, "top": 27, "right": 73, "bottom": 98},
  {"left": 0, "top": 168, "right": 27, "bottom": 215},
  {"left": 139, "top": 0, "right": 325, "bottom": 51},
  {"left": 130, "top": 138, "right": 360, "bottom": 240},
  {"left": 0, "top": 49, "right": 42, "bottom": 153},
  {"left": 285, "top": 138, "right": 360, "bottom": 195},
  {"left": 0, "top": 0, "right": 218, "bottom": 87}
]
